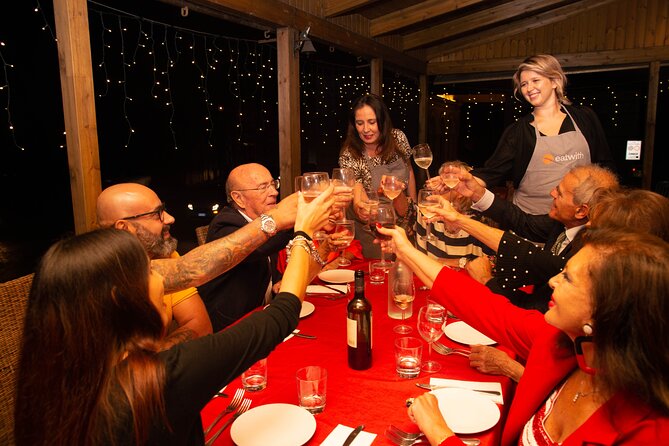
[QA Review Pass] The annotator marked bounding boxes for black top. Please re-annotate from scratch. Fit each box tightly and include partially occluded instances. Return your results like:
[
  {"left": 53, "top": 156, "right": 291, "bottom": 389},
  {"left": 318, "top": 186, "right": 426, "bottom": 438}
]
[
  {"left": 113, "top": 292, "right": 301, "bottom": 445},
  {"left": 471, "top": 104, "right": 616, "bottom": 188},
  {"left": 198, "top": 206, "right": 293, "bottom": 331}
]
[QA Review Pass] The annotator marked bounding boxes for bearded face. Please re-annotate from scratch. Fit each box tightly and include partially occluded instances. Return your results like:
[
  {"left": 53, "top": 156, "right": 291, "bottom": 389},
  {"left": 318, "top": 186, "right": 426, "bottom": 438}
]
[{"left": 132, "top": 222, "right": 178, "bottom": 259}]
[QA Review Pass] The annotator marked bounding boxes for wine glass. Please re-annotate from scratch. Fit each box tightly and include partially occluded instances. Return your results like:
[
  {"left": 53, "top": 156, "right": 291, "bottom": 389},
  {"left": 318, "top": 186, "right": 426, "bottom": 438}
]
[
  {"left": 413, "top": 144, "right": 433, "bottom": 179},
  {"left": 370, "top": 203, "right": 395, "bottom": 270},
  {"left": 333, "top": 220, "right": 355, "bottom": 267},
  {"left": 417, "top": 188, "right": 438, "bottom": 242},
  {"left": 440, "top": 163, "right": 460, "bottom": 203},
  {"left": 417, "top": 303, "right": 445, "bottom": 373},
  {"left": 300, "top": 172, "right": 330, "bottom": 202},
  {"left": 332, "top": 168, "right": 355, "bottom": 210},
  {"left": 392, "top": 262, "right": 415, "bottom": 334},
  {"left": 380, "top": 175, "right": 405, "bottom": 201}
]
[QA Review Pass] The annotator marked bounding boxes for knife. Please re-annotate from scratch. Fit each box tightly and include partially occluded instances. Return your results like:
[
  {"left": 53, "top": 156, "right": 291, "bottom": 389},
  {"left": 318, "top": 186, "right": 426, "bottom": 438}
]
[
  {"left": 342, "top": 424, "right": 364, "bottom": 446},
  {"left": 321, "top": 284, "right": 347, "bottom": 294},
  {"left": 416, "top": 383, "right": 501, "bottom": 396},
  {"left": 292, "top": 331, "right": 317, "bottom": 339}
]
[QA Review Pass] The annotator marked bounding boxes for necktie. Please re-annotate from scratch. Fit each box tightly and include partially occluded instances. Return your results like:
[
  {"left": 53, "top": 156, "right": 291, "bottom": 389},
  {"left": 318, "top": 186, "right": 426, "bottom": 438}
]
[{"left": 551, "top": 230, "right": 568, "bottom": 255}]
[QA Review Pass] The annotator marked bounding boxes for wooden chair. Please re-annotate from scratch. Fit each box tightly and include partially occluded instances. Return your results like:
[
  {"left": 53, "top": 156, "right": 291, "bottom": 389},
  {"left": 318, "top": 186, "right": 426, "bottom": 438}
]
[
  {"left": 0, "top": 273, "right": 33, "bottom": 446},
  {"left": 195, "top": 225, "right": 209, "bottom": 245}
]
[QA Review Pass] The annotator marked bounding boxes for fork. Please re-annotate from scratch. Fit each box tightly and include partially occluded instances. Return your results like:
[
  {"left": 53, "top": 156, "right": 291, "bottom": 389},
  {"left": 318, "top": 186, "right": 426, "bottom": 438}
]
[
  {"left": 204, "top": 388, "right": 244, "bottom": 435},
  {"left": 432, "top": 341, "right": 470, "bottom": 357},
  {"left": 205, "top": 398, "right": 252, "bottom": 446},
  {"left": 387, "top": 425, "right": 480, "bottom": 446}
]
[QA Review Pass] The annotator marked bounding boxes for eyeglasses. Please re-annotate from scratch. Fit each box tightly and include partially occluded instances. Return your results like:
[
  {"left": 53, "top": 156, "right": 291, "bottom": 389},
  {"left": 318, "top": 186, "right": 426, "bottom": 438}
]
[
  {"left": 119, "top": 203, "right": 167, "bottom": 223},
  {"left": 234, "top": 179, "right": 280, "bottom": 193}
]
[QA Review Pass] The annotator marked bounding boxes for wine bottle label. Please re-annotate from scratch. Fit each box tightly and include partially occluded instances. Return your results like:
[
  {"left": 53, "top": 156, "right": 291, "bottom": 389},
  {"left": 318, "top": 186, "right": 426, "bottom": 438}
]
[{"left": 346, "top": 317, "right": 357, "bottom": 348}]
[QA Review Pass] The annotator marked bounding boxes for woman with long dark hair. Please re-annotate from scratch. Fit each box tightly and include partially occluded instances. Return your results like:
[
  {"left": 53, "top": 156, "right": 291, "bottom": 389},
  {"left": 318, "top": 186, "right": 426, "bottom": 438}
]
[
  {"left": 339, "top": 93, "right": 417, "bottom": 256},
  {"left": 378, "top": 224, "right": 669, "bottom": 445},
  {"left": 15, "top": 187, "right": 334, "bottom": 445}
]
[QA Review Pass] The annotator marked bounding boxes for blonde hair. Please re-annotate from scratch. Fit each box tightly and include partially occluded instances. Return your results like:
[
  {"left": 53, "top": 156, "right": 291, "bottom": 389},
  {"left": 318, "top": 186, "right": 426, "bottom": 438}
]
[{"left": 512, "top": 55, "right": 571, "bottom": 105}]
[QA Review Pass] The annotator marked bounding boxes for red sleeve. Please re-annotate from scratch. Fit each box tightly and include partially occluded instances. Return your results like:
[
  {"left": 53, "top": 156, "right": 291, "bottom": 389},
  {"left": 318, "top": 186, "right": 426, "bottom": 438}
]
[{"left": 276, "top": 248, "right": 288, "bottom": 274}]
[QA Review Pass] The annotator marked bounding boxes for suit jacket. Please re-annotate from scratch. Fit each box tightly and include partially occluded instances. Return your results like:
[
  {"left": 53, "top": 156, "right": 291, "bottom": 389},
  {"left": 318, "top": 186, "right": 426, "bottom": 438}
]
[
  {"left": 480, "top": 196, "right": 584, "bottom": 312},
  {"left": 487, "top": 230, "right": 584, "bottom": 312},
  {"left": 431, "top": 268, "right": 669, "bottom": 446},
  {"left": 198, "top": 207, "right": 292, "bottom": 331}
]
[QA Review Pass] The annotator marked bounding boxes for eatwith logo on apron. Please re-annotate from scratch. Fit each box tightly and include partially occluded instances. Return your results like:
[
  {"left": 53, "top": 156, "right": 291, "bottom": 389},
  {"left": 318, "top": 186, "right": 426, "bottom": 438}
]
[{"left": 514, "top": 108, "right": 591, "bottom": 215}]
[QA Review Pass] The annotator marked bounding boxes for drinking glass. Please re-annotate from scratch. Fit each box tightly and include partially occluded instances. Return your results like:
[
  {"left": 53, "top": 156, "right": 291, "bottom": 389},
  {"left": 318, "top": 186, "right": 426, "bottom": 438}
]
[
  {"left": 380, "top": 175, "right": 405, "bottom": 201},
  {"left": 413, "top": 143, "right": 433, "bottom": 179},
  {"left": 417, "top": 303, "right": 445, "bottom": 373},
  {"left": 296, "top": 366, "right": 327, "bottom": 414},
  {"left": 418, "top": 188, "right": 438, "bottom": 242},
  {"left": 300, "top": 172, "right": 330, "bottom": 202},
  {"left": 440, "top": 163, "right": 460, "bottom": 203},
  {"left": 332, "top": 168, "right": 355, "bottom": 209},
  {"left": 370, "top": 203, "right": 395, "bottom": 270},
  {"left": 293, "top": 175, "right": 303, "bottom": 194},
  {"left": 392, "top": 264, "right": 415, "bottom": 334},
  {"left": 333, "top": 219, "right": 355, "bottom": 267}
]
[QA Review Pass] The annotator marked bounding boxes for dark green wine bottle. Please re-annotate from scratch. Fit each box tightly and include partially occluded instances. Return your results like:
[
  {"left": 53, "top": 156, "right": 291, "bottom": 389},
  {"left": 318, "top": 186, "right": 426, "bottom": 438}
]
[{"left": 347, "top": 270, "right": 372, "bottom": 370}]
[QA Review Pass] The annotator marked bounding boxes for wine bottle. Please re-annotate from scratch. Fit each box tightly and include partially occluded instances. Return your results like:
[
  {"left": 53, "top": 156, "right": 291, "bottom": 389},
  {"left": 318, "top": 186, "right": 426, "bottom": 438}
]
[{"left": 347, "top": 270, "right": 373, "bottom": 370}]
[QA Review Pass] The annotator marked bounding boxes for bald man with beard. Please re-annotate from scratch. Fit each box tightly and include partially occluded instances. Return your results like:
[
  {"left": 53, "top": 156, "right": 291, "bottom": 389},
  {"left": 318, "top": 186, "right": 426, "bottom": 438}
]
[{"left": 97, "top": 181, "right": 297, "bottom": 343}]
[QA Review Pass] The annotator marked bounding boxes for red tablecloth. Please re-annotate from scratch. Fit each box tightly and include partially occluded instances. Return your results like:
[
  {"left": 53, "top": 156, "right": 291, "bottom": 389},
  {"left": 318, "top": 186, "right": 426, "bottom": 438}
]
[{"left": 201, "top": 259, "right": 514, "bottom": 445}]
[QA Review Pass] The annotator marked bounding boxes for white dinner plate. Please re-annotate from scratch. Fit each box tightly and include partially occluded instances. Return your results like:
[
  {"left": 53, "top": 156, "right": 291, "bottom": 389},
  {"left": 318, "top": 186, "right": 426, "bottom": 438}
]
[
  {"left": 317, "top": 269, "right": 355, "bottom": 284},
  {"left": 430, "top": 388, "right": 501, "bottom": 434},
  {"left": 230, "top": 403, "right": 316, "bottom": 446},
  {"left": 300, "top": 301, "right": 315, "bottom": 318},
  {"left": 443, "top": 321, "right": 496, "bottom": 346}
]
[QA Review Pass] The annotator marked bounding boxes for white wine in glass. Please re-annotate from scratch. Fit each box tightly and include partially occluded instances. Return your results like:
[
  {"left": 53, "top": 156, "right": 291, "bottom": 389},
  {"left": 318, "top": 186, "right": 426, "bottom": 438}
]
[
  {"left": 413, "top": 144, "right": 433, "bottom": 179},
  {"left": 392, "top": 261, "right": 415, "bottom": 334},
  {"left": 418, "top": 188, "right": 438, "bottom": 242},
  {"left": 380, "top": 175, "right": 405, "bottom": 201},
  {"left": 333, "top": 220, "right": 355, "bottom": 267}
]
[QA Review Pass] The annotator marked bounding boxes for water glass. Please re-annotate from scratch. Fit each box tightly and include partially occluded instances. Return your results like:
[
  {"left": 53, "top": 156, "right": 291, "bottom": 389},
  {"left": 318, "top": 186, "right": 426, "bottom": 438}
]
[
  {"left": 369, "top": 261, "right": 385, "bottom": 284},
  {"left": 241, "top": 357, "right": 267, "bottom": 391},
  {"left": 296, "top": 366, "right": 327, "bottom": 414},
  {"left": 395, "top": 337, "right": 422, "bottom": 378}
]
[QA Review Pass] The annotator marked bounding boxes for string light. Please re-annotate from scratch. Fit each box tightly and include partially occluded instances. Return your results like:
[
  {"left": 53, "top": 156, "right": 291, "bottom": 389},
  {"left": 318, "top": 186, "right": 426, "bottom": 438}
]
[{"left": 0, "top": 41, "right": 25, "bottom": 151}]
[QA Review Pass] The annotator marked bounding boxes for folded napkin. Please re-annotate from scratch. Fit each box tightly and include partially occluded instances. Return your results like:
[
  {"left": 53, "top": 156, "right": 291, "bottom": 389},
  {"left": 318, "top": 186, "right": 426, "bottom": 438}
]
[
  {"left": 320, "top": 424, "right": 376, "bottom": 446},
  {"left": 430, "top": 378, "right": 504, "bottom": 405},
  {"left": 307, "top": 284, "right": 348, "bottom": 294}
]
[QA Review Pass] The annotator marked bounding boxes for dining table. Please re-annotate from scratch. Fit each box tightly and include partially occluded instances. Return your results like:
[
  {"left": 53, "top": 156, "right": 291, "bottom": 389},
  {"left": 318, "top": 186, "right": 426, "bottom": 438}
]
[{"left": 201, "top": 259, "right": 516, "bottom": 445}]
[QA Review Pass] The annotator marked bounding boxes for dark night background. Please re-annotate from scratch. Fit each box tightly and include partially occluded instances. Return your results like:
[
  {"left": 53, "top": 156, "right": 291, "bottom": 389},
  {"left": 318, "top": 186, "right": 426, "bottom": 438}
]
[{"left": 1, "top": 0, "right": 667, "bottom": 281}]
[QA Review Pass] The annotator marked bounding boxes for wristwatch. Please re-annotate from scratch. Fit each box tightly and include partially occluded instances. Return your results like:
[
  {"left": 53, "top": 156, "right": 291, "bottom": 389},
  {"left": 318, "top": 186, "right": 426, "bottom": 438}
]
[
  {"left": 458, "top": 257, "right": 468, "bottom": 269},
  {"left": 259, "top": 214, "right": 277, "bottom": 237}
]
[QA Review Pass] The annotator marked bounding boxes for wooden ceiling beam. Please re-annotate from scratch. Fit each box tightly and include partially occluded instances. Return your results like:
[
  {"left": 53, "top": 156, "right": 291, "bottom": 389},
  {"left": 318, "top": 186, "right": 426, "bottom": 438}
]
[
  {"left": 424, "top": 0, "right": 617, "bottom": 61},
  {"left": 158, "top": 0, "right": 426, "bottom": 73},
  {"left": 428, "top": 47, "right": 669, "bottom": 76},
  {"left": 324, "top": 0, "right": 377, "bottom": 18},
  {"left": 403, "top": 0, "right": 566, "bottom": 50},
  {"left": 370, "top": 0, "right": 484, "bottom": 37}
]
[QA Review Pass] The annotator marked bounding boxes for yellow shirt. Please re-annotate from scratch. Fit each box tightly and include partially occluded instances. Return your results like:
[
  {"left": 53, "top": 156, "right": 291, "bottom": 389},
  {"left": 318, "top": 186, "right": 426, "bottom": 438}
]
[{"left": 163, "top": 251, "right": 198, "bottom": 323}]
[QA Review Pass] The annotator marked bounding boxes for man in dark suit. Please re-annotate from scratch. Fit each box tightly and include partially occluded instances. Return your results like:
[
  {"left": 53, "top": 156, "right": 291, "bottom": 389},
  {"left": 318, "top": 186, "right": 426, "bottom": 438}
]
[
  {"left": 438, "top": 164, "right": 618, "bottom": 312},
  {"left": 199, "top": 163, "right": 295, "bottom": 331}
]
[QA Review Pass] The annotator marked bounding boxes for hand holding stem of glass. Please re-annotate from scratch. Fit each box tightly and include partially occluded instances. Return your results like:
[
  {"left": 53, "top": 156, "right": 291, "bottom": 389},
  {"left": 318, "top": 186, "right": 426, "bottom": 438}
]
[
  {"left": 333, "top": 220, "right": 355, "bottom": 267},
  {"left": 418, "top": 188, "right": 438, "bottom": 242}
]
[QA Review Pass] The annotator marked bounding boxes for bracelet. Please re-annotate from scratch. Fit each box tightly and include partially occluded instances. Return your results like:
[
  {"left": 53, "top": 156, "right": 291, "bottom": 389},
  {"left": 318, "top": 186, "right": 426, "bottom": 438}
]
[
  {"left": 293, "top": 230, "right": 312, "bottom": 241},
  {"left": 285, "top": 236, "right": 326, "bottom": 266}
]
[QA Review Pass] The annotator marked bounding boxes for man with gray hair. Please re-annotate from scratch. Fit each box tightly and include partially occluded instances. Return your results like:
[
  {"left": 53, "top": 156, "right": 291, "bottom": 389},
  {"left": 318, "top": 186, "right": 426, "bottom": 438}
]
[{"left": 436, "top": 163, "right": 619, "bottom": 311}]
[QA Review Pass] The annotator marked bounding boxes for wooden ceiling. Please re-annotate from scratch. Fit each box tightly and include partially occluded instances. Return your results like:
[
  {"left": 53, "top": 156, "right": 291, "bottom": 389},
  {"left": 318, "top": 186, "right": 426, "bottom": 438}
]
[{"left": 163, "top": 0, "right": 669, "bottom": 79}]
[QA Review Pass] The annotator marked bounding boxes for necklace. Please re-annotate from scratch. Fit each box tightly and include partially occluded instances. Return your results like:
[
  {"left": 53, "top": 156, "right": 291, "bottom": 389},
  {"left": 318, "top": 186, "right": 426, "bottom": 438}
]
[{"left": 572, "top": 388, "right": 598, "bottom": 403}]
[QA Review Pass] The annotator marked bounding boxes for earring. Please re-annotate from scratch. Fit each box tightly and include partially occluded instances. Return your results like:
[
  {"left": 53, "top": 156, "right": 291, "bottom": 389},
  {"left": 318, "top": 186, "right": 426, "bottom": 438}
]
[{"left": 582, "top": 323, "right": 593, "bottom": 335}]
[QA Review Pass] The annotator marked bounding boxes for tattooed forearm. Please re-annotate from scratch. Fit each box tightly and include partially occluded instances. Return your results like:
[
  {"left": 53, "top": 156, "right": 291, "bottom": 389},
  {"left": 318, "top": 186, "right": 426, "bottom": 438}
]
[{"left": 152, "top": 219, "right": 269, "bottom": 293}]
